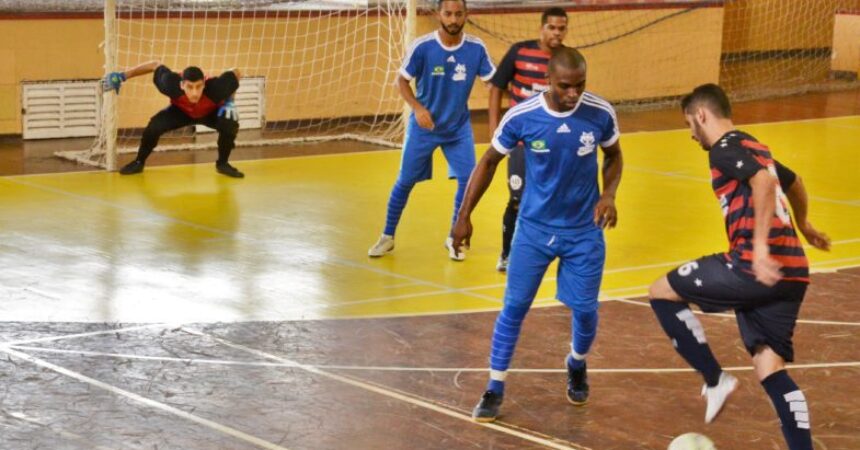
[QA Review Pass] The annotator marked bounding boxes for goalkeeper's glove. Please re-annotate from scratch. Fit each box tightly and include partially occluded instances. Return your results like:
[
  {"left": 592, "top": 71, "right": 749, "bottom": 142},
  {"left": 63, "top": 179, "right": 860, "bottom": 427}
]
[
  {"left": 218, "top": 99, "right": 238, "bottom": 121},
  {"left": 102, "top": 71, "right": 126, "bottom": 93}
]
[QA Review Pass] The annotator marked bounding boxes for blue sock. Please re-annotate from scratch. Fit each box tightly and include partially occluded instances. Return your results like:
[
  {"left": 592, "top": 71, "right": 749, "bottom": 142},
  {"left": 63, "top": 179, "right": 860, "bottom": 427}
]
[
  {"left": 450, "top": 177, "right": 468, "bottom": 228},
  {"left": 486, "top": 303, "right": 530, "bottom": 395},
  {"left": 762, "top": 370, "right": 813, "bottom": 450},
  {"left": 650, "top": 299, "right": 722, "bottom": 386},
  {"left": 383, "top": 179, "right": 415, "bottom": 236},
  {"left": 567, "top": 309, "right": 598, "bottom": 370}
]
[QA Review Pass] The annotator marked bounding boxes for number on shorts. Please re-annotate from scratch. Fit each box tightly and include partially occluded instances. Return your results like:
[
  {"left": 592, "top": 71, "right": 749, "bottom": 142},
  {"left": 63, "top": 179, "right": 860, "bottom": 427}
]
[{"left": 677, "top": 261, "right": 700, "bottom": 277}]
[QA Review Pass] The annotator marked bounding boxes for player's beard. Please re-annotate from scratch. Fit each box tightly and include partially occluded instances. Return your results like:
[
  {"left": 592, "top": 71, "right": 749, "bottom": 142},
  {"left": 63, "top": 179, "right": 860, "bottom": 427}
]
[
  {"left": 692, "top": 122, "right": 709, "bottom": 151},
  {"left": 442, "top": 23, "right": 463, "bottom": 36}
]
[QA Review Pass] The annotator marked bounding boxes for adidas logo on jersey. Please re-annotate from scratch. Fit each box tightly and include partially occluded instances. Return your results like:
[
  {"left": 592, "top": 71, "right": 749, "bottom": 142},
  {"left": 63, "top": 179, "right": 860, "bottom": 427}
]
[
  {"left": 447, "top": 55, "right": 456, "bottom": 63},
  {"left": 556, "top": 123, "right": 571, "bottom": 134}
]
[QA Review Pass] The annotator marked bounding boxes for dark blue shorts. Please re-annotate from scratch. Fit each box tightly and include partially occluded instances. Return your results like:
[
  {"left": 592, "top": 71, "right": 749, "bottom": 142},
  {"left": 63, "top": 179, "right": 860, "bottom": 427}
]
[{"left": 667, "top": 253, "right": 807, "bottom": 362}]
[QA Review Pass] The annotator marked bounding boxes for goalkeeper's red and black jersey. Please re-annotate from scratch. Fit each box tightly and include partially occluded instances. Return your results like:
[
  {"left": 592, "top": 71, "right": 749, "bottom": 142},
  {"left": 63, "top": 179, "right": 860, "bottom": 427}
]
[
  {"left": 490, "top": 40, "right": 553, "bottom": 106},
  {"left": 709, "top": 130, "right": 809, "bottom": 283},
  {"left": 153, "top": 65, "right": 239, "bottom": 119}
]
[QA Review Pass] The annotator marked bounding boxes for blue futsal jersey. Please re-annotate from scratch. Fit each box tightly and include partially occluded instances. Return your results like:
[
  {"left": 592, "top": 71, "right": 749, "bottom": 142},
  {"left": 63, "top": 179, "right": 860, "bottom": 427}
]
[
  {"left": 492, "top": 92, "right": 620, "bottom": 230},
  {"left": 399, "top": 30, "right": 495, "bottom": 137}
]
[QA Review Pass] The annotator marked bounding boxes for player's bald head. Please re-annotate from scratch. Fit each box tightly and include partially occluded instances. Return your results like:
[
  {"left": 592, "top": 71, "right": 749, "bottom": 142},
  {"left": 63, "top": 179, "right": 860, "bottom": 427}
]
[
  {"left": 549, "top": 47, "right": 586, "bottom": 74},
  {"left": 681, "top": 83, "right": 732, "bottom": 118}
]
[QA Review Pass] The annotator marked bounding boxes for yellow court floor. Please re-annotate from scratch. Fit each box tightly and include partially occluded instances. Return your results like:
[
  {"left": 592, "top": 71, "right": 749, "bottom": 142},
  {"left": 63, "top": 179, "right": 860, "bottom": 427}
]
[{"left": 1, "top": 116, "right": 858, "bottom": 323}]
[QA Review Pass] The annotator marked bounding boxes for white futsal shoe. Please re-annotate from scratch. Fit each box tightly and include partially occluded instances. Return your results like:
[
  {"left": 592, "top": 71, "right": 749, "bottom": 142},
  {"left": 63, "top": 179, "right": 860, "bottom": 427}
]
[
  {"left": 445, "top": 237, "right": 466, "bottom": 261},
  {"left": 702, "top": 372, "right": 738, "bottom": 423},
  {"left": 368, "top": 234, "right": 395, "bottom": 257}
]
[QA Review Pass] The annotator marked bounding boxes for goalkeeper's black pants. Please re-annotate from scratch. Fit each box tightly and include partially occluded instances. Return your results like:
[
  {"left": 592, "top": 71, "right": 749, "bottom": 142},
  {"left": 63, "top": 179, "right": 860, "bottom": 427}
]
[{"left": 136, "top": 105, "right": 239, "bottom": 165}]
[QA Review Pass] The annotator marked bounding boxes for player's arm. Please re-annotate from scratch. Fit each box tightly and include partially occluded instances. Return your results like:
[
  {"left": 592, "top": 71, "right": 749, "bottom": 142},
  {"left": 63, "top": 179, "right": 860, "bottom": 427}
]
[
  {"left": 488, "top": 86, "right": 505, "bottom": 141},
  {"left": 595, "top": 141, "right": 623, "bottom": 229},
  {"left": 775, "top": 160, "right": 831, "bottom": 250},
  {"left": 397, "top": 75, "right": 434, "bottom": 130},
  {"left": 102, "top": 60, "right": 161, "bottom": 93},
  {"left": 451, "top": 148, "right": 507, "bottom": 250},
  {"left": 749, "top": 169, "right": 783, "bottom": 286},
  {"left": 487, "top": 45, "right": 516, "bottom": 140}
]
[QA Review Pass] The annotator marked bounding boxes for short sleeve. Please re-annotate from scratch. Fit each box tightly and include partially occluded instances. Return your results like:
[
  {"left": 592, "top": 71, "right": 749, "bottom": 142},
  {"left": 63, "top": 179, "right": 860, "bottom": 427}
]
[
  {"left": 204, "top": 71, "right": 240, "bottom": 103},
  {"left": 774, "top": 159, "right": 797, "bottom": 192},
  {"left": 600, "top": 104, "right": 620, "bottom": 148},
  {"left": 490, "top": 44, "right": 517, "bottom": 89},
  {"left": 153, "top": 65, "right": 182, "bottom": 99},
  {"left": 710, "top": 144, "right": 766, "bottom": 181},
  {"left": 399, "top": 40, "right": 424, "bottom": 81},
  {"left": 491, "top": 110, "right": 521, "bottom": 155},
  {"left": 478, "top": 42, "right": 496, "bottom": 82}
]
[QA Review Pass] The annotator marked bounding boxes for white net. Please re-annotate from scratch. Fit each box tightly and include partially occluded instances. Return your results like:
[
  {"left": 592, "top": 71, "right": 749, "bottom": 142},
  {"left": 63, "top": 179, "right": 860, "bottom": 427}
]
[
  {"left": 464, "top": 0, "right": 860, "bottom": 108},
  {"left": 61, "top": 0, "right": 412, "bottom": 168}
]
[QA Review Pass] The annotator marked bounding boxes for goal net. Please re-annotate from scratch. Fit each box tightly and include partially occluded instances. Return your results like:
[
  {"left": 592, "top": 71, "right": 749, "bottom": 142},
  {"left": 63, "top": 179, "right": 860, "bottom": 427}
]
[{"left": 61, "top": 0, "right": 414, "bottom": 169}]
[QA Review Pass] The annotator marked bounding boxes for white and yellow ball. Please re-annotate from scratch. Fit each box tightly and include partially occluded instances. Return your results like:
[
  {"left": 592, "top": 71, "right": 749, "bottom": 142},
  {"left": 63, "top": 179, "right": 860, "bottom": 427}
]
[{"left": 668, "top": 432, "right": 716, "bottom": 450}]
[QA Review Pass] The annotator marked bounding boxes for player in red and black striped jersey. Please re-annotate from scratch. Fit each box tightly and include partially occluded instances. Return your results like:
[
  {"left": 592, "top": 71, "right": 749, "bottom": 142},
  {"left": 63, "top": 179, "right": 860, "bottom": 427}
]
[
  {"left": 102, "top": 60, "right": 245, "bottom": 178},
  {"left": 648, "top": 84, "right": 830, "bottom": 450},
  {"left": 488, "top": 7, "right": 568, "bottom": 271}
]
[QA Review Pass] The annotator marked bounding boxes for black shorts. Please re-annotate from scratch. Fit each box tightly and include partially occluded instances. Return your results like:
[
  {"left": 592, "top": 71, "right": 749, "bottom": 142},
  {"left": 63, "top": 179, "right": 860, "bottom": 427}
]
[
  {"left": 667, "top": 254, "right": 807, "bottom": 362},
  {"left": 507, "top": 144, "right": 525, "bottom": 202}
]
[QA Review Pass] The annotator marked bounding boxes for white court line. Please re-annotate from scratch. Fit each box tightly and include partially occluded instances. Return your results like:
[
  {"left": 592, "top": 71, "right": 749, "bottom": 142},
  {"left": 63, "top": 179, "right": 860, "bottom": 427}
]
[
  {"left": 180, "top": 327, "right": 589, "bottom": 450},
  {"left": 611, "top": 297, "right": 860, "bottom": 326},
  {"left": 2, "top": 323, "right": 176, "bottom": 347},
  {"left": 12, "top": 345, "right": 859, "bottom": 376},
  {"left": 3, "top": 411, "right": 120, "bottom": 450},
  {"left": 0, "top": 346, "right": 291, "bottom": 450}
]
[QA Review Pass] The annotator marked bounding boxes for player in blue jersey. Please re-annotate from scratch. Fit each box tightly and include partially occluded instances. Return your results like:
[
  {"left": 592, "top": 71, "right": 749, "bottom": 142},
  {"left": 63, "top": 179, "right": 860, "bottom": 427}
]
[
  {"left": 368, "top": 0, "right": 495, "bottom": 260},
  {"left": 451, "top": 47, "right": 623, "bottom": 422},
  {"left": 489, "top": 7, "right": 568, "bottom": 271}
]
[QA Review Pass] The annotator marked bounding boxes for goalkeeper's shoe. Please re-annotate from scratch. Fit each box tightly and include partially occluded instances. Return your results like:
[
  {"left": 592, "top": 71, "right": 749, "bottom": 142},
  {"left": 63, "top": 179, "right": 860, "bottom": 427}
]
[
  {"left": 216, "top": 162, "right": 244, "bottom": 178},
  {"left": 119, "top": 160, "right": 144, "bottom": 175}
]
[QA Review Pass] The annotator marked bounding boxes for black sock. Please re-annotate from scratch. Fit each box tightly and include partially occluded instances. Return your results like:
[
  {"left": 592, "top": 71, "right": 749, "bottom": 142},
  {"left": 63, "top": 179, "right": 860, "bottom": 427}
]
[
  {"left": 650, "top": 299, "right": 722, "bottom": 386},
  {"left": 761, "top": 370, "right": 813, "bottom": 450},
  {"left": 501, "top": 201, "right": 518, "bottom": 257}
]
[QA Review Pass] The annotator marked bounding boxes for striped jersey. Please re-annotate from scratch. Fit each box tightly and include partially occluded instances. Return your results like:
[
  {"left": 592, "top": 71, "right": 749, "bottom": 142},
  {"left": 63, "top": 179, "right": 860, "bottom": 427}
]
[
  {"left": 709, "top": 131, "right": 809, "bottom": 283},
  {"left": 492, "top": 92, "right": 619, "bottom": 231},
  {"left": 399, "top": 31, "right": 495, "bottom": 136},
  {"left": 490, "top": 40, "right": 552, "bottom": 106}
]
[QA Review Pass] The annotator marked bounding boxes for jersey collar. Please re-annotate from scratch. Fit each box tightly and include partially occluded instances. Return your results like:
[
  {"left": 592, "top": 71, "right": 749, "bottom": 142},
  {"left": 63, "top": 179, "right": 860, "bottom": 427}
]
[
  {"left": 435, "top": 30, "right": 465, "bottom": 52},
  {"left": 539, "top": 92, "right": 582, "bottom": 118}
]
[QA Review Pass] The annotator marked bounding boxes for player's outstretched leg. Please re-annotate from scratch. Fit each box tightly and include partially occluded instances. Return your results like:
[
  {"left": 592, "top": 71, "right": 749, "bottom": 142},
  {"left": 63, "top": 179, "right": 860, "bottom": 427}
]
[
  {"left": 368, "top": 179, "right": 415, "bottom": 257},
  {"left": 649, "top": 275, "right": 734, "bottom": 423},
  {"left": 121, "top": 107, "right": 191, "bottom": 175},
  {"left": 566, "top": 309, "right": 598, "bottom": 405},
  {"left": 214, "top": 116, "right": 243, "bottom": 178}
]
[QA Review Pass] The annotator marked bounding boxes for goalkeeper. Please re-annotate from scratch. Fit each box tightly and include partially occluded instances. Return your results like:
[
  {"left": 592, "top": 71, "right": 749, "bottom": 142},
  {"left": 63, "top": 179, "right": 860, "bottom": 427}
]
[{"left": 102, "top": 60, "right": 245, "bottom": 178}]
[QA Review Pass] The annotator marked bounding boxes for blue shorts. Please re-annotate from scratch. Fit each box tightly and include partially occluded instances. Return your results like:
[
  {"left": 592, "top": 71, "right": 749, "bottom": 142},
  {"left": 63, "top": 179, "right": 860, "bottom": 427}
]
[
  {"left": 397, "top": 121, "right": 476, "bottom": 184},
  {"left": 504, "top": 219, "right": 606, "bottom": 312}
]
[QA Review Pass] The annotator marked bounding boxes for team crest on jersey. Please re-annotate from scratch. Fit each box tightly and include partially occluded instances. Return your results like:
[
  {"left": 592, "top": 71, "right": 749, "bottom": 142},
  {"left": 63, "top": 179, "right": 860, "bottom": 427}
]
[
  {"left": 577, "top": 131, "right": 596, "bottom": 156},
  {"left": 530, "top": 139, "right": 549, "bottom": 153},
  {"left": 432, "top": 66, "right": 445, "bottom": 76},
  {"left": 452, "top": 63, "right": 467, "bottom": 81}
]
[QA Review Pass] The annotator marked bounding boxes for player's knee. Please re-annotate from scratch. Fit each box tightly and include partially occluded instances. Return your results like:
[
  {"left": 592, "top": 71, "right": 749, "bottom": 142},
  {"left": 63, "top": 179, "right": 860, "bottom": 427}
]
[
  {"left": 216, "top": 117, "right": 239, "bottom": 136},
  {"left": 648, "top": 276, "right": 678, "bottom": 300},
  {"left": 752, "top": 346, "right": 786, "bottom": 381}
]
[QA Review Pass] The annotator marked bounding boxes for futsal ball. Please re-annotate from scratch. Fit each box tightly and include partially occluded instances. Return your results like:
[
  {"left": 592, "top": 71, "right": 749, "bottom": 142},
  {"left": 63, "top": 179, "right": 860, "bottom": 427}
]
[{"left": 668, "top": 432, "right": 716, "bottom": 450}]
